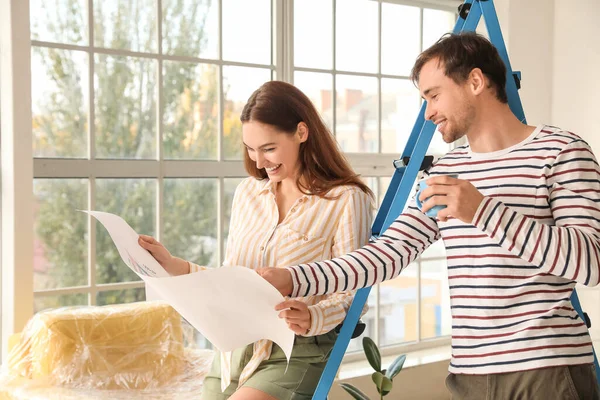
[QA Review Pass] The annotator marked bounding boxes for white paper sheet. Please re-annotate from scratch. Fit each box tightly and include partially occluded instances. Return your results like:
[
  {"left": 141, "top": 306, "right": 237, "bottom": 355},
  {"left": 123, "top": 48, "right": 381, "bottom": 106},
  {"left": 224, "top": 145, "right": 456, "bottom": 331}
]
[{"left": 84, "top": 210, "right": 294, "bottom": 362}]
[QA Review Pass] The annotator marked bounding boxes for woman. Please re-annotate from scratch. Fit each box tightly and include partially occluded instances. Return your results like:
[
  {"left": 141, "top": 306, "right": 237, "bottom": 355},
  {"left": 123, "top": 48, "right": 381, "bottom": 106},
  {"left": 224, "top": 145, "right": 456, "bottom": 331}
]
[{"left": 139, "top": 80, "right": 373, "bottom": 400}]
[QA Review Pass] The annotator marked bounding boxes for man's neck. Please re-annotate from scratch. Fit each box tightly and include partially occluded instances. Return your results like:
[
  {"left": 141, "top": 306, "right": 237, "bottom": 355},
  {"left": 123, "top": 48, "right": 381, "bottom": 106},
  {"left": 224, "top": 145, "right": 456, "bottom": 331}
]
[{"left": 466, "top": 103, "right": 537, "bottom": 153}]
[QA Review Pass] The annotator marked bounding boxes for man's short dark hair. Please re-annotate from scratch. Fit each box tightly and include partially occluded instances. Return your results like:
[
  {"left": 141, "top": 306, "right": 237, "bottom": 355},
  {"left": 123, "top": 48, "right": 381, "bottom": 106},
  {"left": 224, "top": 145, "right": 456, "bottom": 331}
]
[{"left": 410, "top": 32, "right": 508, "bottom": 103}]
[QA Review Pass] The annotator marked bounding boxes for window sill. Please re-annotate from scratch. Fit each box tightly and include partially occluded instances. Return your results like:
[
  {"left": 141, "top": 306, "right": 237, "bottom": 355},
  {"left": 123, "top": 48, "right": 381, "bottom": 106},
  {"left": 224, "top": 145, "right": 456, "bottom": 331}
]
[{"left": 338, "top": 344, "right": 451, "bottom": 380}]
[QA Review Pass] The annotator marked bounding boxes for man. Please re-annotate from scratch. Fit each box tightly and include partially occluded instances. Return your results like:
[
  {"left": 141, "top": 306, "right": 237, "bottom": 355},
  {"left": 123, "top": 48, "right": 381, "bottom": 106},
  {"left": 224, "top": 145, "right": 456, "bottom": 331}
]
[{"left": 260, "top": 32, "right": 600, "bottom": 399}]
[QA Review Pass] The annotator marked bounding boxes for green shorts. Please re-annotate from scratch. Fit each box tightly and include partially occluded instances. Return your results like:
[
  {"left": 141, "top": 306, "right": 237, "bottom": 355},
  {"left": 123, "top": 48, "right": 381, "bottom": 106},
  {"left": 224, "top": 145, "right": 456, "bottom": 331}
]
[{"left": 200, "top": 331, "right": 337, "bottom": 400}]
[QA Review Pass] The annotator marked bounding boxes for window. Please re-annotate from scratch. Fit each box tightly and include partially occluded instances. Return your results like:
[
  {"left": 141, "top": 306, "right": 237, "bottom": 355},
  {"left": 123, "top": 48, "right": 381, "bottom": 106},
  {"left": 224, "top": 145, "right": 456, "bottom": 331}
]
[
  {"left": 0, "top": 50, "right": 3, "bottom": 361},
  {"left": 8, "top": 0, "right": 459, "bottom": 357},
  {"left": 29, "top": 0, "right": 273, "bottom": 330},
  {"left": 293, "top": 0, "right": 456, "bottom": 353}
]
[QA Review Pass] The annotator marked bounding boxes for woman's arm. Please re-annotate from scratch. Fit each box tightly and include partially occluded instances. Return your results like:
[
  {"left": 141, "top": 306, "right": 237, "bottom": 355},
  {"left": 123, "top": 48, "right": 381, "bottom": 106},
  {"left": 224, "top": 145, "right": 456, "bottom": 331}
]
[{"left": 302, "top": 189, "right": 373, "bottom": 336}]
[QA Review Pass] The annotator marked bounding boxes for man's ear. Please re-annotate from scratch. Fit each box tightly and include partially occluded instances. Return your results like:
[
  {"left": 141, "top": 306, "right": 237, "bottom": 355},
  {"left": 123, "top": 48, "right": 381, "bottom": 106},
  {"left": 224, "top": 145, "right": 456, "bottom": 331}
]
[
  {"left": 297, "top": 122, "right": 309, "bottom": 143},
  {"left": 468, "top": 68, "right": 486, "bottom": 95}
]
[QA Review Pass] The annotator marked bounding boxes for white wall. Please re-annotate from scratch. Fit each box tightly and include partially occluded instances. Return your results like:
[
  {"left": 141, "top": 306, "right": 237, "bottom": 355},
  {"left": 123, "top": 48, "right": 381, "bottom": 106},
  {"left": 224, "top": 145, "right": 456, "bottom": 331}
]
[
  {"left": 552, "top": 0, "right": 600, "bottom": 348},
  {"left": 330, "top": 360, "right": 450, "bottom": 400},
  {"left": 492, "top": 0, "right": 600, "bottom": 350},
  {"left": 552, "top": 0, "right": 600, "bottom": 152},
  {"left": 494, "top": 0, "right": 555, "bottom": 126}
]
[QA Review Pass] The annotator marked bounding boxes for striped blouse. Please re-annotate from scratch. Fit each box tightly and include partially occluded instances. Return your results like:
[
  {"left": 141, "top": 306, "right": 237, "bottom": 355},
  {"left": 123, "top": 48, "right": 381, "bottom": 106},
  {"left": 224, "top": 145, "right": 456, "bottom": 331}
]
[
  {"left": 190, "top": 177, "right": 372, "bottom": 390},
  {"left": 288, "top": 125, "right": 600, "bottom": 376}
]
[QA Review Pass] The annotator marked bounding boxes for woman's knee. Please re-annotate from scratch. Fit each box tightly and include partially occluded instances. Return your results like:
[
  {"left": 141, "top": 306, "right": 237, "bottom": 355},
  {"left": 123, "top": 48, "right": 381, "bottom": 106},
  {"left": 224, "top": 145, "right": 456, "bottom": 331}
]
[{"left": 228, "top": 387, "right": 278, "bottom": 400}]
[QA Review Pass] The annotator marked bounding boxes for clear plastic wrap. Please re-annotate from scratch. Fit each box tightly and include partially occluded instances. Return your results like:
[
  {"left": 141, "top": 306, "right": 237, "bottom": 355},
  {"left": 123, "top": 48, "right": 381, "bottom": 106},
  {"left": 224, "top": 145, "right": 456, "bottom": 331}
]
[{"left": 0, "top": 301, "right": 215, "bottom": 399}]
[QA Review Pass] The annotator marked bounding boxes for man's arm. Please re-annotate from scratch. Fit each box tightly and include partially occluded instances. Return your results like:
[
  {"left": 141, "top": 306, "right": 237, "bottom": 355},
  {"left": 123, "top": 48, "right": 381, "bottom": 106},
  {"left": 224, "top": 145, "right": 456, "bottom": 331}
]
[
  {"left": 286, "top": 205, "right": 441, "bottom": 298},
  {"left": 472, "top": 139, "right": 600, "bottom": 286}
]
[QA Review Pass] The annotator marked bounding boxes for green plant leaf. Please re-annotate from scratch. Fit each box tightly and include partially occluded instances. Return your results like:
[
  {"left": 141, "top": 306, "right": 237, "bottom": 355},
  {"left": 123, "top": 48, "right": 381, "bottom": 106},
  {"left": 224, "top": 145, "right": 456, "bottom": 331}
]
[
  {"left": 339, "top": 383, "right": 371, "bottom": 400},
  {"left": 372, "top": 371, "right": 393, "bottom": 395},
  {"left": 385, "top": 354, "right": 407, "bottom": 380},
  {"left": 363, "top": 336, "right": 381, "bottom": 372}
]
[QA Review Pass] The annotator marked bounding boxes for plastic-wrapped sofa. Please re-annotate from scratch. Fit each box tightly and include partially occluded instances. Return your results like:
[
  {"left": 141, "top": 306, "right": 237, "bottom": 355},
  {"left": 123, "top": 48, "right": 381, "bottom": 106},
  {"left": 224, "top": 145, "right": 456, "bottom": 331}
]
[{"left": 0, "top": 301, "right": 214, "bottom": 399}]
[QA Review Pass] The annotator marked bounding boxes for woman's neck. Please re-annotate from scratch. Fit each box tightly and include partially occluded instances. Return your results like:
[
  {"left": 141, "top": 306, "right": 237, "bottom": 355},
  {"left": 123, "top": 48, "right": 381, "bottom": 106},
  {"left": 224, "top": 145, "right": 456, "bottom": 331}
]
[{"left": 276, "top": 177, "right": 303, "bottom": 199}]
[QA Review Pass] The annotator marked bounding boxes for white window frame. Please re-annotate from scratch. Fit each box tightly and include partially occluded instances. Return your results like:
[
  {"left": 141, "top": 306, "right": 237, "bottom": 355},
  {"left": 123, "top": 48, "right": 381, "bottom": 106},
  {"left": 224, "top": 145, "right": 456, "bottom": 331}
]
[
  {"left": 1, "top": 0, "right": 35, "bottom": 361},
  {"left": 28, "top": 0, "right": 280, "bottom": 308},
  {"left": 288, "top": 0, "right": 459, "bottom": 360},
  {"left": 1, "top": 0, "right": 461, "bottom": 363}
]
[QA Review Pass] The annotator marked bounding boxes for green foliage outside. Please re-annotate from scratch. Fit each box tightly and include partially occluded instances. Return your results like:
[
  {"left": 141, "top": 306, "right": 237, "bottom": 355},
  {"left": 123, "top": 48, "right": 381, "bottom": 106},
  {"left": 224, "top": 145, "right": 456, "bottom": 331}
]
[{"left": 32, "top": 0, "right": 243, "bottom": 310}]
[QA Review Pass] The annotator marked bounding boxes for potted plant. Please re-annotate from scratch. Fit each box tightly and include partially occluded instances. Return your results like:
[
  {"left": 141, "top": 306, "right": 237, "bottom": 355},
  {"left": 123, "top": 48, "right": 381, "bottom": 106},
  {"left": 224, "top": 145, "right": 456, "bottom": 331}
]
[{"left": 340, "top": 337, "right": 406, "bottom": 400}]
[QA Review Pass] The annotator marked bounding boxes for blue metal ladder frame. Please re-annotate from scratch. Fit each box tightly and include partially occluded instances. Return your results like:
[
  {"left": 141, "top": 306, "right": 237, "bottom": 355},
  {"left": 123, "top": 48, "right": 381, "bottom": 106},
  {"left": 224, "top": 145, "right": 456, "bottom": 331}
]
[{"left": 313, "top": 1, "right": 600, "bottom": 398}]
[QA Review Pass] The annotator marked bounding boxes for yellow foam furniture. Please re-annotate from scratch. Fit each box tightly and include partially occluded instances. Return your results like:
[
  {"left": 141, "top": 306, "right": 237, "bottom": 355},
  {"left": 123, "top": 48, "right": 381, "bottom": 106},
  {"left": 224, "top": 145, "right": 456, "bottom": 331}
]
[{"left": 0, "top": 301, "right": 213, "bottom": 399}]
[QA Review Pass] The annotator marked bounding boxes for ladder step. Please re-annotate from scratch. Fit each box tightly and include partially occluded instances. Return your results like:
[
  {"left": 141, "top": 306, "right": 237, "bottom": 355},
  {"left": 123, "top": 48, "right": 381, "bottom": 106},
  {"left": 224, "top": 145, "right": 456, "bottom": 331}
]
[{"left": 393, "top": 155, "right": 434, "bottom": 172}]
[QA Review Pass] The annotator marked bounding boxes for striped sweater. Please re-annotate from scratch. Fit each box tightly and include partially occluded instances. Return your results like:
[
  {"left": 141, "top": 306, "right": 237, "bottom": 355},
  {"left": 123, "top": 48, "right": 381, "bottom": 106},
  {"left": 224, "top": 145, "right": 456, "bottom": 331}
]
[
  {"left": 190, "top": 177, "right": 372, "bottom": 389},
  {"left": 288, "top": 125, "right": 600, "bottom": 375}
]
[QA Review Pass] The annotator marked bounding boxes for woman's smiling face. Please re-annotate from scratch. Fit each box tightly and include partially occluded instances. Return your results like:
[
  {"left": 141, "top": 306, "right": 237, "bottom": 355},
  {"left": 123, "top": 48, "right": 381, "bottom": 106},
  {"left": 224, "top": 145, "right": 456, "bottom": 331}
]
[{"left": 242, "top": 121, "right": 307, "bottom": 184}]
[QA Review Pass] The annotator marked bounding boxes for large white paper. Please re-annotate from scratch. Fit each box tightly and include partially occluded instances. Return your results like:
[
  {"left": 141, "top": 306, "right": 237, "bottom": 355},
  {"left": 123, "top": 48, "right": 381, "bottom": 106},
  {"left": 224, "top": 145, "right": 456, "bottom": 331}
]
[{"left": 84, "top": 210, "right": 294, "bottom": 362}]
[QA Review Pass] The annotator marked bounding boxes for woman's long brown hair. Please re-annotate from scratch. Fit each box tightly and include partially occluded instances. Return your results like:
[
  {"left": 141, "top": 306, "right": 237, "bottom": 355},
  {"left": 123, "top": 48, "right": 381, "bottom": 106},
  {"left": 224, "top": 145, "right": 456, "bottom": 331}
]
[{"left": 240, "top": 81, "right": 373, "bottom": 200}]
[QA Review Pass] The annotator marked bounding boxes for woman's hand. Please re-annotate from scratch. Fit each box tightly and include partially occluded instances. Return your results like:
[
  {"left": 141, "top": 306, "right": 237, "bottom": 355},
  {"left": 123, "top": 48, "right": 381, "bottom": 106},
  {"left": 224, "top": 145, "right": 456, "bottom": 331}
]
[
  {"left": 138, "top": 234, "right": 189, "bottom": 276},
  {"left": 275, "top": 299, "right": 312, "bottom": 335}
]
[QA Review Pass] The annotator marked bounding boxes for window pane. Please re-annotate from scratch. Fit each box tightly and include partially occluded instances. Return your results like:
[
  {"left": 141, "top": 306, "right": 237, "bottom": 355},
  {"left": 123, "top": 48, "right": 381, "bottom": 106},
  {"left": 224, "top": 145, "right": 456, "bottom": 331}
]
[
  {"left": 294, "top": 0, "right": 332, "bottom": 69},
  {"left": 421, "top": 238, "right": 446, "bottom": 259},
  {"left": 378, "top": 177, "right": 392, "bottom": 207},
  {"left": 94, "top": 0, "right": 157, "bottom": 53},
  {"left": 381, "top": 3, "right": 420, "bottom": 76},
  {"left": 336, "top": 0, "right": 377, "bottom": 73},
  {"left": 94, "top": 55, "right": 157, "bottom": 159},
  {"left": 430, "top": 126, "right": 452, "bottom": 155},
  {"left": 363, "top": 177, "right": 378, "bottom": 197},
  {"left": 163, "top": 179, "right": 218, "bottom": 267},
  {"left": 30, "top": 0, "right": 88, "bottom": 45},
  {"left": 347, "top": 287, "right": 377, "bottom": 353},
  {"left": 222, "top": 67, "right": 271, "bottom": 159},
  {"left": 162, "top": 0, "right": 219, "bottom": 59},
  {"left": 95, "top": 179, "right": 156, "bottom": 283},
  {"left": 380, "top": 263, "right": 418, "bottom": 347},
  {"left": 32, "top": 48, "right": 89, "bottom": 158},
  {"left": 381, "top": 78, "right": 420, "bottom": 155},
  {"left": 34, "top": 179, "right": 88, "bottom": 291},
  {"left": 423, "top": 9, "right": 456, "bottom": 50},
  {"left": 420, "top": 260, "right": 451, "bottom": 339},
  {"left": 223, "top": 178, "right": 244, "bottom": 258},
  {"left": 34, "top": 294, "right": 88, "bottom": 313},
  {"left": 222, "top": 0, "right": 271, "bottom": 64},
  {"left": 184, "top": 319, "right": 213, "bottom": 350},
  {"left": 361, "top": 176, "right": 379, "bottom": 217},
  {"left": 163, "top": 62, "right": 219, "bottom": 160},
  {"left": 97, "top": 287, "right": 146, "bottom": 306},
  {"left": 336, "top": 75, "right": 378, "bottom": 153},
  {"left": 293, "top": 71, "right": 333, "bottom": 131}
]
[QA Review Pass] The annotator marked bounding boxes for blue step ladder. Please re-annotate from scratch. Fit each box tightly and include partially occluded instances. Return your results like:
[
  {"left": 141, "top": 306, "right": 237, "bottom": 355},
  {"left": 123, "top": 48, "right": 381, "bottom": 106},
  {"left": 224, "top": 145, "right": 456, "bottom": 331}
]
[{"left": 313, "top": 0, "right": 600, "bottom": 398}]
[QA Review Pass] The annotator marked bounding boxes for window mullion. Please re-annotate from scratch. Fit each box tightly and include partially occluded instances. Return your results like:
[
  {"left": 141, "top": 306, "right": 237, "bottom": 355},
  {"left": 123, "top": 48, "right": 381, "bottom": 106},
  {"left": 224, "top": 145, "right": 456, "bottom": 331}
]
[
  {"left": 332, "top": 0, "right": 337, "bottom": 137},
  {"left": 375, "top": 284, "right": 381, "bottom": 347},
  {"left": 87, "top": 0, "right": 97, "bottom": 306},
  {"left": 1, "top": 0, "right": 34, "bottom": 362},
  {"left": 88, "top": 178, "right": 97, "bottom": 305},
  {"left": 273, "top": 0, "right": 293, "bottom": 83},
  {"left": 218, "top": 178, "right": 224, "bottom": 266},
  {"left": 417, "top": 260, "right": 422, "bottom": 341},
  {"left": 377, "top": 0, "right": 382, "bottom": 153},
  {"left": 156, "top": 0, "right": 164, "bottom": 251},
  {"left": 218, "top": 0, "right": 224, "bottom": 162}
]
